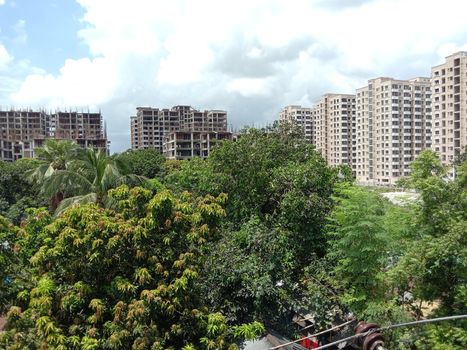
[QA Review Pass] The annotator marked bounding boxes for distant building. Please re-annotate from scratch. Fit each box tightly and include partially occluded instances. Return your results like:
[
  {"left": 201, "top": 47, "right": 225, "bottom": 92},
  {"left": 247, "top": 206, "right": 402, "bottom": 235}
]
[
  {"left": 355, "top": 77, "right": 432, "bottom": 185},
  {"left": 0, "top": 109, "right": 108, "bottom": 162},
  {"left": 313, "top": 94, "right": 356, "bottom": 169},
  {"left": 163, "top": 131, "right": 232, "bottom": 160},
  {"left": 278, "top": 96, "right": 356, "bottom": 171},
  {"left": 130, "top": 106, "right": 228, "bottom": 158},
  {"left": 276, "top": 51, "right": 466, "bottom": 184},
  {"left": 278, "top": 105, "right": 313, "bottom": 142},
  {"left": 431, "top": 51, "right": 467, "bottom": 164}
]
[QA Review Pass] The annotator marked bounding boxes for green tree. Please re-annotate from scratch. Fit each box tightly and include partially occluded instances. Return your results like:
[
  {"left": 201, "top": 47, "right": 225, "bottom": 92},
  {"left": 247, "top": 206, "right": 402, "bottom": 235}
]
[
  {"left": 0, "top": 186, "right": 263, "bottom": 349},
  {"left": 169, "top": 125, "right": 340, "bottom": 227},
  {"left": 164, "top": 157, "right": 226, "bottom": 197},
  {"left": 28, "top": 140, "right": 81, "bottom": 209},
  {"left": 0, "top": 158, "right": 46, "bottom": 224},
  {"left": 190, "top": 125, "right": 344, "bottom": 332},
  {"left": 326, "top": 184, "right": 392, "bottom": 314},
  {"left": 388, "top": 152, "right": 467, "bottom": 348},
  {"left": 200, "top": 217, "right": 299, "bottom": 333},
  {"left": 0, "top": 216, "right": 19, "bottom": 312},
  {"left": 117, "top": 149, "right": 165, "bottom": 179},
  {"left": 32, "top": 147, "right": 143, "bottom": 215}
]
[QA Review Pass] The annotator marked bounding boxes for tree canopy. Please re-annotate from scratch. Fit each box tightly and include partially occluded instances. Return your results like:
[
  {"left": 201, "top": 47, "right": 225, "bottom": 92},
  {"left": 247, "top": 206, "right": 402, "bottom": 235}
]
[
  {"left": 0, "top": 186, "right": 263, "bottom": 349},
  {"left": 0, "top": 137, "right": 465, "bottom": 349},
  {"left": 117, "top": 149, "right": 165, "bottom": 179}
]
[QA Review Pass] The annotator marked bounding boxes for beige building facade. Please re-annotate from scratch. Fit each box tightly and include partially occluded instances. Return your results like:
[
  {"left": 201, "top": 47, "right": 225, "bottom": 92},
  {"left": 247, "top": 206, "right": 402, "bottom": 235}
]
[
  {"left": 355, "top": 77, "right": 432, "bottom": 185},
  {"left": 431, "top": 51, "right": 467, "bottom": 164},
  {"left": 312, "top": 94, "right": 356, "bottom": 168},
  {"left": 278, "top": 105, "right": 313, "bottom": 142},
  {"left": 0, "top": 109, "right": 108, "bottom": 162},
  {"left": 278, "top": 97, "right": 356, "bottom": 169}
]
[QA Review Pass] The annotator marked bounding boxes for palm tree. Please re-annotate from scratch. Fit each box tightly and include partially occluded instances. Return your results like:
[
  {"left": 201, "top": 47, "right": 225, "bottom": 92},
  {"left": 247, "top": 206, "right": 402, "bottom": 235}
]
[
  {"left": 41, "top": 148, "right": 144, "bottom": 215},
  {"left": 28, "top": 140, "right": 80, "bottom": 209}
]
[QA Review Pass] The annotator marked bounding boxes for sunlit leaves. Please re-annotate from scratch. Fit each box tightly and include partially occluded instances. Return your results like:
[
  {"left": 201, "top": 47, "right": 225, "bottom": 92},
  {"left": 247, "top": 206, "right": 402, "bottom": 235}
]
[{"left": 1, "top": 186, "right": 259, "bottom": 349}]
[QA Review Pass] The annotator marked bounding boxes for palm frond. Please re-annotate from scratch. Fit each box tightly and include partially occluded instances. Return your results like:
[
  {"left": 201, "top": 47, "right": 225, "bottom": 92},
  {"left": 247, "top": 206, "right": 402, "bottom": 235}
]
[
  {"left": 101, "top": 163, "right": 123, "bottom": 192},
  {"left": 117, "top": 174, "right": 147, "bottom": 187},
  {"left": 42, "top": 170, "right": 94, "bottom": 198},
  {"left": 54, "top": 192, "right": 98, "bottom": 216},
  {"left": 26, "top": 163, "right": 50, "bottom": 183}
]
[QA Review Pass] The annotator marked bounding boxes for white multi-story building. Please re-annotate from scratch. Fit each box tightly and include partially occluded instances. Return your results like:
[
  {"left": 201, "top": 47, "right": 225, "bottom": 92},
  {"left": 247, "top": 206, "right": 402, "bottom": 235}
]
[{"left": 355, "top": 77, "right": 432, "bottom": 185}]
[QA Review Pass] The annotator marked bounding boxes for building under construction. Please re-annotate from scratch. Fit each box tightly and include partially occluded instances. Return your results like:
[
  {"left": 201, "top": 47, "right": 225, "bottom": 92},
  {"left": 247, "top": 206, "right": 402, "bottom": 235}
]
[
  {"left": 130, "top": 105, "right": 230, "bottom": 159},
  {"left": 0, "top": 109, "right": 109, "bottom": 162}
]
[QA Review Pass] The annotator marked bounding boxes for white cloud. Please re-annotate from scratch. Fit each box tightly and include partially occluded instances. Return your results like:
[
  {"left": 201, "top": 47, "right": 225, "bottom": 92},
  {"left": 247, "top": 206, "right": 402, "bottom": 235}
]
[
  {"left": 0, "top": 44, "right": 12, "bottom": 70},
  {"left": 227, "top": 77, "right": 274, "bottom": 97},
  {"left": 12, "top": 57, "right": 118, "bottom": 107},
  {"left": 0, "top": 0, "right": 5, "bottom": 6},
  {"left": 6, "top": 0, "right": 467, "bottom": 152},
  {"left": 12, "top": 19, "right": 27, "bottom": 44}
]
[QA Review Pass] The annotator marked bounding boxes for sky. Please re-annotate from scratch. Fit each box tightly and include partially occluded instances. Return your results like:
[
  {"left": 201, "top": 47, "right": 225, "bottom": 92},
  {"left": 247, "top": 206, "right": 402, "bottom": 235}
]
[{"left": 1, "top": 0, "right": 467, "bottom": 153}]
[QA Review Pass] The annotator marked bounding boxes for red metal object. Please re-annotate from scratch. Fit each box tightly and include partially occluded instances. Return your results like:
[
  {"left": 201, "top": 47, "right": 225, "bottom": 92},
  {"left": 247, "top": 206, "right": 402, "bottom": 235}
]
[
  {"left": 353, "top": 321, "right": 385, "bottom": 350},
  {"left": 362, "top": 332, "right": 385, "bottom": 350}
]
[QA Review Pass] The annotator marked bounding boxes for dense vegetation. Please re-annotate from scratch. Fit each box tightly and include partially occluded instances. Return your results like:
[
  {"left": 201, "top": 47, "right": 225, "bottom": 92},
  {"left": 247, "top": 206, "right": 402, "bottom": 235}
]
[{"left": 0, "top": 127, "right": 465, "bottom": 349}]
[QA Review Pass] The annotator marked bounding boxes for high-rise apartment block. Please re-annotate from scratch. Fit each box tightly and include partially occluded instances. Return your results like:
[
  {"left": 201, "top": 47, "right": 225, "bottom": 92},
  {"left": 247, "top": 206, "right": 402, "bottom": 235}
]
[
  {"left": 431, "top": 51, "right": 467, "bottom": 164},
  {"left": 278, "top": 96, "right": 356, "bottom": 169},
  {"left": 279, "top": 105, "right": 313, "bottom": 142},
  {"left": 280, "top": 81, "right": 433, "bottom": 184},
  {"left": 130, "top": 106, "right": 229, "bottom": 157},
  {"left": 355, "top": 77, "right": 432, "bottom": 184},
  {"left": 279, "top": 52, "right": 467, "bottom": 184},
  {"left": 0, "top": 109, "right": 108, "bottom": 162},
  {"left": 313, "top": 94, "right": 356, "bottom": 167}
]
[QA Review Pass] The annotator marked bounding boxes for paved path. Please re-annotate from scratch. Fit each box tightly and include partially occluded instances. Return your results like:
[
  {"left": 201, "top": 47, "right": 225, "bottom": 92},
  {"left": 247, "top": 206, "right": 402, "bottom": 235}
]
[{"left": 380, "top": 191, "right": 419, "bottom": 205}]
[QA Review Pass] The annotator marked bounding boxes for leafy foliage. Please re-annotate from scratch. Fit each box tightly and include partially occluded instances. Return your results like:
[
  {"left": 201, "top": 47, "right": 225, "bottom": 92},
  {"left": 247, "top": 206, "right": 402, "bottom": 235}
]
[
  {"left": 326, "top": 184, "right": 390, "bottom": 312},
  {"left": 1, "top": 135, "right": 465, "bottom": 348},
  {"left": 325, "top": 152, "right": 466, "bottom": 348},
  {"left": 29, "top": 143, "right": 144, "bottom": 215},
  {"left": 200, "top": 217, "right": 300, "bottom": 333},
  {"left": 0, "top": 159, "right": 46, "bottom": 223},
  {"left": 117, "top": 149, "right": 165, "bottom": 179},
  {"left": 192, "top": 126, "right": 344, "bottom": 334},
  {"left": 0, "top": 215, "right": 19, "bottom": 312},
  {"left": 0, "top": 186, "right": 263, "bottom": 349}
]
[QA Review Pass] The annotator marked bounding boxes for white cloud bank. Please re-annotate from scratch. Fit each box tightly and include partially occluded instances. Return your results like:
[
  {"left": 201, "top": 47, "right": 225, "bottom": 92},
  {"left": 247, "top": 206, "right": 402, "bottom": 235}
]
[{"left": 6, "top": 0, "right": 467, "bottom": 151}]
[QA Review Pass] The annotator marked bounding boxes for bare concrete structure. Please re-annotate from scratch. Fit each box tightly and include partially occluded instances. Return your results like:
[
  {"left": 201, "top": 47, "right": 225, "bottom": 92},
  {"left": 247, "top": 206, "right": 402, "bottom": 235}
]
[
  {"left": 163, "top": 131, "right": 232, "bottom": 160},
  {"left": 0, "top": 109, "right": 108, "bottom": 161},
  {"left": 355, "top": 77, "right": 432, "bottom": 185},
  {"left": 130, "top": 106, "right": 227, "bottom": 153},
  {"left": 278, "top": 105, "right": 314, "bottom": 142},
  {"left": 431, "top": 51, "right": 467, "bottom": 164}
]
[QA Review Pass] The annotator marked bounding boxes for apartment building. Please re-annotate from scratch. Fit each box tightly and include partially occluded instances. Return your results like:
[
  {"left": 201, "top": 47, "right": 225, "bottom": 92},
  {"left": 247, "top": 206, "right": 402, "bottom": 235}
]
[
  {"left": 355, "top": 77, "right": 432, "bottom": 185},
  {"left": 312, "top": 94, "right": 356, "bottom": 168},
  {"left": 163, "top": 131, "right": 232, "bottom": 160},
  {"left": 278, "top": 105, "right": 313, "bottom": 142},
  {"left": 130, "top": 105, "right": 227, "bottom": 152},
  {"left": 431, "top": 51, "right": 467, "bottom": 164},
  {"left": 0, "top": 109, "right": 108, "bottom": 161}
]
